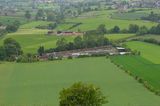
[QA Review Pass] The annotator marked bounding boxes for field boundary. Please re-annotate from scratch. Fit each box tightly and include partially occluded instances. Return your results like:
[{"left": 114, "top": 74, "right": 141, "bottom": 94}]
[{"left": 109, "top": 55, "right": 160, "bottom": 96}]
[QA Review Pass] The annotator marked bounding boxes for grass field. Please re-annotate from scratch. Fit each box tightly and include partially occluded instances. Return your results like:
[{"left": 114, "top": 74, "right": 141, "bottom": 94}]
[
  {"left": 131, "top": 35, "right": 160, "bottom": 42},
  {"left": 111, "top": 55, "right": 160, "bottom": 90},
  {"left": 111, "top": 8, "right": 160, "bottom": 20},
  {"left": 20, "top": 21, "right": 53, "bottom": 29},
  {"left": 111, "top": 12, "right": 148, "bottom": 20},
  {"left": 105, "top": 34, "right": 135, "bottom": 41},
  {"left": 0, "top": 57, "right": 160, "bottom": 106},
  {"left": 0, "top": 21, "right": 74, "bottom": 53},
  {"left": 0, "top": 30, "right": 74, "bottom": 53},
  {"left": 126, "top": 41, "right": 160, "bottom": 64},
  {"left": 0, "top": 20, "right": 136, "bottom": 53},
  {"left": 62, "top": 10, "right": 157, "bottom": 31},
  {"left": 0, "top": 16, "right": 27, "bottom": 25}
]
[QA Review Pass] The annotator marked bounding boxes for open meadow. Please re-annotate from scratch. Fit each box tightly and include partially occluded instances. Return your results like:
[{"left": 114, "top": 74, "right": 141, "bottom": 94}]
[
  {"left": 126, "top": 41, "right": 160, "bottom": 64},
  {"left": 0, "top": 57, "right": 160, "bottom": 106}
]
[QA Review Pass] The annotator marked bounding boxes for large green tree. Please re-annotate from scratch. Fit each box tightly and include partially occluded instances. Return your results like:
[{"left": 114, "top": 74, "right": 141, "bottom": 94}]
[
  {"left": 25, "top": 10, "right": 31, "bottom": 20},
  {"left": 4, "top": 38, "right": 23, "bottom": 57},
  {"left": 56, "top": 38, "right": 68, "bottom": 51},
  {"left": 129, "top": 24, "right": 139, "bottom": 33},
  {"left": 59, "top": 82, "right": 107, "bottom": 106},
  {"left": 97, "top": 24, "right": 107, "bottom": 35}
]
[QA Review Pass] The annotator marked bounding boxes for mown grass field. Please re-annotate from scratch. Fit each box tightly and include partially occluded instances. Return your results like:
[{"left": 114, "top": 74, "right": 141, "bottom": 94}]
[
  {"left": 126, "top": 41, "right": 160, "bottom": 64},
  {"left": 111, "top": 55, "right": 160, "bottom": 91},
  {"left": 0, "top": 57, "right": 160, "bottom": 106}
]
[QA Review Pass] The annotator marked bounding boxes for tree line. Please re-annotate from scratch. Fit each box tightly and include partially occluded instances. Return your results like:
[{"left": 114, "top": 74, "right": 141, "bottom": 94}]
[
  {"left": 94, "top": 24, "right": 160, "bottom": 35},
  {"left": 141, "top": 12, "right": 160, "bottom": 22},
  {"left": 0, "top": 20, "right": 20, "bottom": 37},
  {"left": 40, "top": 25, "right": 111, "bottom": 55}
]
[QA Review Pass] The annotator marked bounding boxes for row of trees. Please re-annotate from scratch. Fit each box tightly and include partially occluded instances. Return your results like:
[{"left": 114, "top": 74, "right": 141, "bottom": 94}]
[
  {"left": 25, "top": 9, "right": 64, "bottom": 23},
  {"left": 0, "top": 20, "right": 20, "bottom": 37},
  {"left": 95, "top": 24, "right": 160, "bottom": 35},
  {"left": 42, "top": 25, "right": 111, "bottom": 54},
  {"left": 141, "top": 12, "right": 160, "bottom": 22}
]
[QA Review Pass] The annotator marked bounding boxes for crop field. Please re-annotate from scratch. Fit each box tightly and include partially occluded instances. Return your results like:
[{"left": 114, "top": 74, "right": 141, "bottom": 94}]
[
  {"left": 111, "top": 55, "right": 160, "bottom": 91},
  {"left": 126, "top": 41, "right": 160, "bottom": 64},
  {"left": 61, "top": 10, "right": 158, "bottom": 31},
  {"left": 0, "top": 16, "right": 27, "bottom": 25},
  {"left": 0, "top": 57, "right": 160, "bottom": 106}
]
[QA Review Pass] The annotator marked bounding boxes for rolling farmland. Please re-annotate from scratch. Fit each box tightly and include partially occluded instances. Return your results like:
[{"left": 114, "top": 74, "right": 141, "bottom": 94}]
[{"left": 0, "top": 57, "right": 160, "bottom": 106}]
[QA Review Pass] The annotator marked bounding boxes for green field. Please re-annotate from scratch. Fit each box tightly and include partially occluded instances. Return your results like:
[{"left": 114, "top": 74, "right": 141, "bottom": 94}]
[
  {"left": 126, "top": 41, "right": 160, "bottom": 64},
  {"left": 0, "top": 57, "right": 160, "bottom": 106},
  {"left": 0, "top": 29, "right": 74, "bottom": 53},
  {"left": 111, "top": 12, "right": 148, "bottom": 20},
  {"left": 61, "top": 10, "right": 157, "bottom": 31},
  {"left": 0, "top": 16, "right": 27, "bottom": 25},
  {"left": 20, "top": 21, "right": 53, "bottom": 29},
  {"left": 131, "top": 35, "right": 160, "bottom": 42},
  {"left": 105, "top": 34, "right": 135, "bottom": 41},
  {"left": 111, "top": 8, "right": 160, "bottom": 20},
  {"left": 0, "top": 20, "right": 136, "bottom": 53},
  {"left": 111, "top": 56, "right": 160, "bottom": 90},
  {"left": 0, "top": 21, "right": 75, "bottom": 53}
]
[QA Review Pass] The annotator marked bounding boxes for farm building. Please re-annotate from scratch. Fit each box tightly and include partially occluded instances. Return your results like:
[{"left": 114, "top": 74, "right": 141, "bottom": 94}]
[
  {"left": 40, "top": 46, "right": 120, "bottom": 60},
  {"left": 116, "top": 47, "right": 130, "bottom": 55},
  {"left": 47, "top": 31, "right": 83, "bottom": 36},
  {"left": 57, "top": 31, "right": 83, "bottom": 36}
]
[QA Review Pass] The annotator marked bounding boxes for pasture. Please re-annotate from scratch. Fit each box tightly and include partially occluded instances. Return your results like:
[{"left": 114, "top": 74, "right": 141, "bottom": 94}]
[
  {"left": 0, "top": 57, "right": 160, "bottom": 106},
  {"left": 126, "top": 41, "right": 160, "bottom": 64},
  {"left": 111, "top": 55, "right": 160, "bottom": 91}
]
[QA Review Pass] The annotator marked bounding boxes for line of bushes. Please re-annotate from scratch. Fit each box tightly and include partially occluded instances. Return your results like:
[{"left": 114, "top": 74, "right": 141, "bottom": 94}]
[
  {"left": 68, "top": 22, "right": 82, "bottom": 30},
  {"left": 110, "top": 56, "right": 160, "bottom": 96},
  {"left": 131, "top": 38, "right": 160, "bottom": 46}
]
